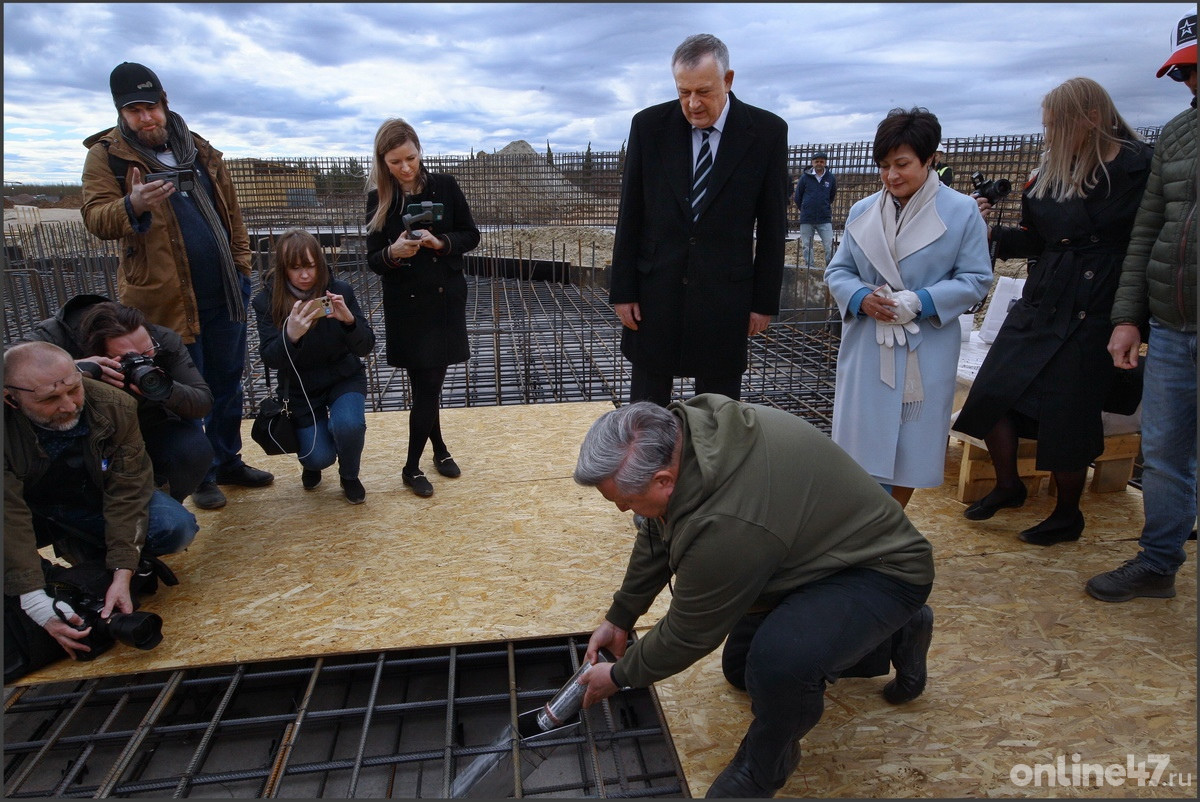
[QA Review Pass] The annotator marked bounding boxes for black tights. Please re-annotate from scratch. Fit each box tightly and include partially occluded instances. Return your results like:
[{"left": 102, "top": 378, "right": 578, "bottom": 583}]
[
  {"left": 984, "top": 413, "right": 1086, "bottom": 521},
  {"left": 405, "top": 366, "right": 449, "bottom": 473}
]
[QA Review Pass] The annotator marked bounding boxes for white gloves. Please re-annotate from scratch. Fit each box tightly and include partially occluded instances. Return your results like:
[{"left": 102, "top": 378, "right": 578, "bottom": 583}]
[
  {"left": 20, "top": 589, "right": 65, "bottom": 628},
  {"left": 876, "top": 318, "right": 920, "bottom": 347},
  {"left": 891, "top": 290, "right": 922, "bottom": 324},
  {"left": 872, "top": 286, "right": 921, "bottom": 346}
]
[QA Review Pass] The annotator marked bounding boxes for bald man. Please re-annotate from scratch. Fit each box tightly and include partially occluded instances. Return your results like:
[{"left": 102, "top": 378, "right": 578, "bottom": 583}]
[{"left": 4, "top": 341, "right": 197, "bottom": 680}]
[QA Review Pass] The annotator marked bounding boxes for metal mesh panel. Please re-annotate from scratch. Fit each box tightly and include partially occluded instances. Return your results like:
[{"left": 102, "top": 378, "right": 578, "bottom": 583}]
[{"left": 3, "top": 635, "right": 688, "bottom": 798}]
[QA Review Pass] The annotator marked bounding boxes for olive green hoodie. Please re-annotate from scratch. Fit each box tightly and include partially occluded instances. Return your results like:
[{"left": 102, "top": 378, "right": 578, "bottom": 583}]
[{"left": 606, "top": 395, "right": 934, "bottom": 689}]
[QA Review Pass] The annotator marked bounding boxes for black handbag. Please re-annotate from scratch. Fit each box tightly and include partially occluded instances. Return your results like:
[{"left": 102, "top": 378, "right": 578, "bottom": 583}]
[
  {"left": 251, "top": 370, "right": 299, "bottom": 455},
  {"left": 1102, "top": 361, "right": 1144, "bottom": 416}
]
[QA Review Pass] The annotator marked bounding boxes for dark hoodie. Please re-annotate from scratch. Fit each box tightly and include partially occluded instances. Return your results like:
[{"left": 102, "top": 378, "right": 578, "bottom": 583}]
[
  {"left": 606, "top": 395, "right": 934, "bottom": 689},
  {"left": 24, "top": 294, "right": 212, "bottom": 424}
]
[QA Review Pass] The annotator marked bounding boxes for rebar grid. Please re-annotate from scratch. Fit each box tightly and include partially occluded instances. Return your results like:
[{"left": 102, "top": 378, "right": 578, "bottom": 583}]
[
  {"left": 4, "top": 636, "right": 687, "bottom": 798},
  {"left": 4, "top": 221, "right": 840, "bottom": 433}
]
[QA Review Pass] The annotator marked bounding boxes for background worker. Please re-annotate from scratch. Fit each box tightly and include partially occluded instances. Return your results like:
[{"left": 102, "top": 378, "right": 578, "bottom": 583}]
[{"left": 793, "top": 150, "right": 837, "bottom": 270}]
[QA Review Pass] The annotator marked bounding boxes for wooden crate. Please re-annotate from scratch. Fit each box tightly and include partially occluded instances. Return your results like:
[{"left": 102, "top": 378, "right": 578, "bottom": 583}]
[{"left": 949, "top": 431, "right": 1141, "bottom": 503}]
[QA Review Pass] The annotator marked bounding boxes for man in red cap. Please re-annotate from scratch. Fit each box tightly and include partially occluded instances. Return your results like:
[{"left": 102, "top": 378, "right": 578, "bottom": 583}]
[{"left": 1086, "top": 11, "right": 1197, "bottom": 602}]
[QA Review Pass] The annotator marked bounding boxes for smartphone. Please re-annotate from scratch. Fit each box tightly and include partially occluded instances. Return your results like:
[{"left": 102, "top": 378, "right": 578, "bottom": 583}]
[
  {"left": 145, "top": 169, "right": 196, "bottom": 193},
  {"left": 315, "top": 297, "right": 333, "bottom": 316}
]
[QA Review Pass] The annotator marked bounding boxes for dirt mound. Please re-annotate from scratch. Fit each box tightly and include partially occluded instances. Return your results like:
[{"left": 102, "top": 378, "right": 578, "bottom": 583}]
[{"left": 451, "top": 140, "right": 586, "bottom": 225}]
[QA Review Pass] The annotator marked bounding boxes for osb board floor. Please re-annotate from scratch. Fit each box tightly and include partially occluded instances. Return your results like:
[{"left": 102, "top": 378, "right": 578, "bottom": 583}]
[{"left": 17, "top": 402, "right": 1197, "bottom": 798}]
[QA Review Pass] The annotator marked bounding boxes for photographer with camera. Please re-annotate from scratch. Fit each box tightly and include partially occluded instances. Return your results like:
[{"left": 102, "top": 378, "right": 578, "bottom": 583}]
[
  {"left": 82, "top": 61, "right": 274, "bottom": 512},
  {"left": 953, "top": 77, "right": 1152, "bottom": 546},
  {"left": 4, "top": 342, "right": 198, "bottom": 682},
  {"left": 366, "top": 118, "right": 480, "bottom": 498},
  {"left": 26, "top": 296, "right": 215, "bottom": 504}
]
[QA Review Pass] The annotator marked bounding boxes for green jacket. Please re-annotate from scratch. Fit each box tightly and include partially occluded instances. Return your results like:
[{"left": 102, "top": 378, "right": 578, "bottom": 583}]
[
  {"left": 606, "top": 395, "right": 934, "bottom": 689},
  {"left": 4, "top": 379, "right": 154, "bottom": 595},
  {"left": 1110, "top": 105, "right": 1197, "bottom": 332}
]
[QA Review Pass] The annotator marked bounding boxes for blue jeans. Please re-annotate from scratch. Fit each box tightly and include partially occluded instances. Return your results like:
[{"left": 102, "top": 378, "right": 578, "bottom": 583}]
[
  {"left": 799, "top": 222, "right": 834, "bottom": 269},
  {"left": 1134, "top": 321, "right": 1197, "bottom": 575},
  {"left": 143, "top": 417, "right": 214, "bottom": 501},
  {"left": 720, "top": 567, "right": 931, "bottom": 790},
  {"left": 32, "top": 491, "right": 199, "bottom": 563},
  {"left": 295, "top": 392, "right": 367, "bottom": 479},
  {"left": 186, "top": 290, "right": 251, "bottom": 482}
]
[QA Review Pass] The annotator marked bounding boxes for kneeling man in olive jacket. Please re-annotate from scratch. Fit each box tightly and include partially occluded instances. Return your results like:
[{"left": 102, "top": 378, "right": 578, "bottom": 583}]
[{"left": 573, "top": 395, "right": 935, "bottom": 798}]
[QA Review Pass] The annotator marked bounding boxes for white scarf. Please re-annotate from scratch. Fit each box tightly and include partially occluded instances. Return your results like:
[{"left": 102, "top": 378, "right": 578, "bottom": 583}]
[{"left": 845, "top": 168, "right": 945, "bottom": 422}]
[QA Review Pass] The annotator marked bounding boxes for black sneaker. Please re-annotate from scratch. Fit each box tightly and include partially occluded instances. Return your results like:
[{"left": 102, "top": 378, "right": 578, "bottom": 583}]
[
  {"left": 191, "top": 481, "right": 227, "bottom": 510},
  {"left": 302, "top": 468, "right": 322, "bottom": 490},
  {"left": 340, "top": 477, "right": 366, "bottom": 504},
  {"left": 1086, "top": 560, "right": 1176, "bottom": 602},
  {"left": 215, "top": 464, "right": 275, "bottom": 487}
]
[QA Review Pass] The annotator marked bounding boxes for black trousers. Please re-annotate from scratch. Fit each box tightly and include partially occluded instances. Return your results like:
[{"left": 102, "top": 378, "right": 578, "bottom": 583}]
[
  {"left": 629, "top": 365, "right": 742, "bottom": 407},
  {"left": 720, "top": 567, "right": 932, "bottom": 791}
]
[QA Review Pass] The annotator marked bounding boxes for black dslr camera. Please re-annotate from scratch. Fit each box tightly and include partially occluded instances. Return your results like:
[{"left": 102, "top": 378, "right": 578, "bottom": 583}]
[
  {"left": 970, "top": 172, "right": 1013, "bottom": 205},
  {"left": 402, "top": 201, "right": 445, "bottom": 240},
  {"left": 47, "top": 566, "right": 164, "bottom": 661},
  {"left": 79, "top": 353, "right": 174, "bottom": 402}
]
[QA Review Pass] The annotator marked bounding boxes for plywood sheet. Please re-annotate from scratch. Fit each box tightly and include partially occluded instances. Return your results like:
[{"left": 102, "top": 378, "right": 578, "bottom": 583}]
[{"left": 16, "top": 406, "right": 1196, "bottom": 799}]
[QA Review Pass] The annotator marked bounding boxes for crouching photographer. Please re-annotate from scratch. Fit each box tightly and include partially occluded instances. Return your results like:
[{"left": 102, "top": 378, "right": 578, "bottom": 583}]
[
  {"left": 4, "top": 342, "right": 198, "bottom": 683},
  {"left": 26, "top": 295, "right": 215, "bottom": 502}
]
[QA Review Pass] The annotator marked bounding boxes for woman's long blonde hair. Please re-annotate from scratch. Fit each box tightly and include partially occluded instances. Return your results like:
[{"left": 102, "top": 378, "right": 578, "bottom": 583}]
[
  {"left": 366, "top": 118, "right": 428, "bottom": 233},
  {"left": 267, "top": 228, "right": 330, "bottom": 328},
  {"left": 1030, "top": 76, "right": 1140, "bottom": 202}
]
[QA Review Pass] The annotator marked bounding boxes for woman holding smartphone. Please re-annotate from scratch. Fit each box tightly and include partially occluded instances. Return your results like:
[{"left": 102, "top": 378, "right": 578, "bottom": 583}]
[
  {"left": 252, "top": 228, "right": 375, "bottom": 504},
  {"left": 366, "top": 118, "right": 481, "bottom": 498}
]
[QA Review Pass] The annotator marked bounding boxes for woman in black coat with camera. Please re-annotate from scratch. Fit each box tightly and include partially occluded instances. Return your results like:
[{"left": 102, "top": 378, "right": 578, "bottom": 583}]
[
  {"left": 253, "top": 229, "right": 376, "bottom": 504},
  {"left": 952, "top": 77, "right": 1151, "bottom": 546},
  {"left": 365, "top": 118, "right": 480, "bottom": 498}
]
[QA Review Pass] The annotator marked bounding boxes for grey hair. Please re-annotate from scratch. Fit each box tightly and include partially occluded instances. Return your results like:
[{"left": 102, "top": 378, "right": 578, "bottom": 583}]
[
  {"left": 574, "top": 402, "right": 681, "bottom": 494},
  {"left": 672, "top": 34, "right": 729, "bottom": 74}
]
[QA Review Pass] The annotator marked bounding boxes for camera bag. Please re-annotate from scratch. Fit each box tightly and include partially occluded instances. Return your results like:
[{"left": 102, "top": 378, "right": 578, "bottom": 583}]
[
  {"left": 251, "top": 369, "right": 300, "bottom": 455},
  {"left": 4, "top": 593, "right": 64, "bottom": 684}
]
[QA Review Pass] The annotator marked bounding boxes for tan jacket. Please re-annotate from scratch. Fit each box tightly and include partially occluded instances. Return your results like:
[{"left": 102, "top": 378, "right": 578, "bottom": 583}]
[
  {"left": 4, "top": 379, "right": 155, "bottom": 595},
  {"left": 80, "top": 126, "right": 252, "bottom": 344}
]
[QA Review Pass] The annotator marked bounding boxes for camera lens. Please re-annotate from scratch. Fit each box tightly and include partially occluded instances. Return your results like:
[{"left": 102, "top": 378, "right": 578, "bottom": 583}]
[
  {"left": 128, "top": 365, "right": 173, "bottom": 402},
  {"left": 106, "top": 611, "right": 164, "bottom": 650}
]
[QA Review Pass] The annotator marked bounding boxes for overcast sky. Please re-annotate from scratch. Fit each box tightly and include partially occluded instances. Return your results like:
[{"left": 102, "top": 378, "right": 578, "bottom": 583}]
[{"left": 3, "top": 2, "right": 1192, "bottom": 184}]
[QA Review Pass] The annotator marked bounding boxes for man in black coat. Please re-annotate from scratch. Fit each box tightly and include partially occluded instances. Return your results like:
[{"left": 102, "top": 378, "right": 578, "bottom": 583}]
[{"left": 609, "top": 33, "right": 789, "bottom": 406}]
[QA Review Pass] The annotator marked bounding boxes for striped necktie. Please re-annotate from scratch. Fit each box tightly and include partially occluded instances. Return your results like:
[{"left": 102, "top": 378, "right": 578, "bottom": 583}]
[{"left": 691, "top": 127, "right": 715, "bottom": 222}]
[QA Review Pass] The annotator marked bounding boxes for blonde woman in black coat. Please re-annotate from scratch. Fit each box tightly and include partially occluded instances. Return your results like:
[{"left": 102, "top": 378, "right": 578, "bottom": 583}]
[{"left": 365, "top": 118, "right": 480, "bottom": 498}]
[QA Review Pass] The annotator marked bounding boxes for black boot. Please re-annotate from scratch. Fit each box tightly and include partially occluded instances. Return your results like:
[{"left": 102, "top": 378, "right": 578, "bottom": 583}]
[
  {"left": 706, "top": 735, "right": 795, "bottom": 798},
  {"left": 882, "top": 605, "right": 934, "bottom": 704}
]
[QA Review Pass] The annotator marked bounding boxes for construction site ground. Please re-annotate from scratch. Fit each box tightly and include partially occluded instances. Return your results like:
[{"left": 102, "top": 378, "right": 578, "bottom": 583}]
[{"left": 8, "top": 402, "right": 1195, "bottom": 798}]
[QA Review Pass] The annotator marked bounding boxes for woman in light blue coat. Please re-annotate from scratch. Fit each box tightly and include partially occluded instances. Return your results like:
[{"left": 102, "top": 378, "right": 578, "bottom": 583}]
[{"left": 825, "top": 108, "right": 992, "bottom": 507}]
